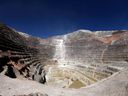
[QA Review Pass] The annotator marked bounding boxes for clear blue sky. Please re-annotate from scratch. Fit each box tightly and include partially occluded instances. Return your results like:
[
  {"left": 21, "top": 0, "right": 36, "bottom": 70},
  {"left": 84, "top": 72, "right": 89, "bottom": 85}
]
[{"left": 0, "top": 0, "right": 128, "bottom": 38}]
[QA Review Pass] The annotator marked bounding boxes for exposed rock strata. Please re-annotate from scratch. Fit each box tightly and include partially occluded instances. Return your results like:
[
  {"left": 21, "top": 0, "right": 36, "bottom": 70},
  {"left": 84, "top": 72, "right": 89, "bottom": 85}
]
[
  {"left": 0, "top": 24, "right": 49, "bottom": 83},
  {"left": 0, "top": 24, "right": 128, "bottom": 96},
  {"left": 0, "top": 68, "right": 128, "bottom": 96}
]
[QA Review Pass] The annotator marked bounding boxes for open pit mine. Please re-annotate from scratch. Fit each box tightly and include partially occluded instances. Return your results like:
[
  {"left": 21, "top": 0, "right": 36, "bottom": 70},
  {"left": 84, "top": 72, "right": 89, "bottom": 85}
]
[{"left": 0, "top": 24, "right": 128, "bottom": 96}]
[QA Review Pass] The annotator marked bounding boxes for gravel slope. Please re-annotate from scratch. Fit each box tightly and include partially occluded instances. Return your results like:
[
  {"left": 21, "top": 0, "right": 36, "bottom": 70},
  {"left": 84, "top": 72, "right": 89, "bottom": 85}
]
[{"left": 0, "top": 68, "right": 128, "bottom": 96}]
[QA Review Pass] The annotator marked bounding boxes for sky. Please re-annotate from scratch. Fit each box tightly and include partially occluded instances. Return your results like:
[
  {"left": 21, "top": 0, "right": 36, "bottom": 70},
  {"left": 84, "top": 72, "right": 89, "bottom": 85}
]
[{"left": 0, "top": 0, "right": 128, "bottom": 38}]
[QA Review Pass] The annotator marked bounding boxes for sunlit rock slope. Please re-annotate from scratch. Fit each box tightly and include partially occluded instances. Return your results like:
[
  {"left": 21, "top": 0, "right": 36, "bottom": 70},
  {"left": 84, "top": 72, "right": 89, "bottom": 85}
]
[{"left": 0, "top": 24, "right": 128, "bottom": 96}]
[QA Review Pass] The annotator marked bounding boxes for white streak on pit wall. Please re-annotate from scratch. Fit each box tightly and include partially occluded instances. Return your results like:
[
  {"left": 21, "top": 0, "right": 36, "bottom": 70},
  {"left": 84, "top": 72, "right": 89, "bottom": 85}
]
[
  {"left": 53, "top": 38, "right": 66, "bottom": 64},
  {"left": 45, "top": 67, "right": 52, "bottom": 81}
]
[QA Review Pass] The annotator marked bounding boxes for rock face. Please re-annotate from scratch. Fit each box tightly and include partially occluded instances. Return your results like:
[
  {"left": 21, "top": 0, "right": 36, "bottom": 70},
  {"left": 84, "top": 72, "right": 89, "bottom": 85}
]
[
  {"left": 53, "top": 30, "right": 128, "bottom": 64},
  {"left": 0, "top": 24, "right": 128, "bottom": 96},
  {"left": 1, "top": 68, "right": 128, "bottom": 96},
  {"left": 0, "top": 24, "right": 51, "bottom": 84},
  {"left": 44, "top": 30, "right": 128, "bottom": 88}
]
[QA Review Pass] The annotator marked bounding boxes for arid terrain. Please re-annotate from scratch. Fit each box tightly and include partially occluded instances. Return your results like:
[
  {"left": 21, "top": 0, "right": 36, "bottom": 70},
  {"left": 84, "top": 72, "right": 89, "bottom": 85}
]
[{"left": 0, "top": 24, "right": 128, "bottom": 96}]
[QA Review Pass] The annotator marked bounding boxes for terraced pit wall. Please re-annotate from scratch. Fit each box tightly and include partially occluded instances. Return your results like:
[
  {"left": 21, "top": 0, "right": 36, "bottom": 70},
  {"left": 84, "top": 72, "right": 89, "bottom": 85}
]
[{"left": 0, "top": 24, "right": 50, "bottom": 84}]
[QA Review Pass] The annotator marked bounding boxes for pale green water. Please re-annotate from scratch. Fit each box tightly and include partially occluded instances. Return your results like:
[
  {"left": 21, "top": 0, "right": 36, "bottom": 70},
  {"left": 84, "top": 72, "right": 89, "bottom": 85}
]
[{"left": 69, "top": 80, "right": 85, "bottom": 89}]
